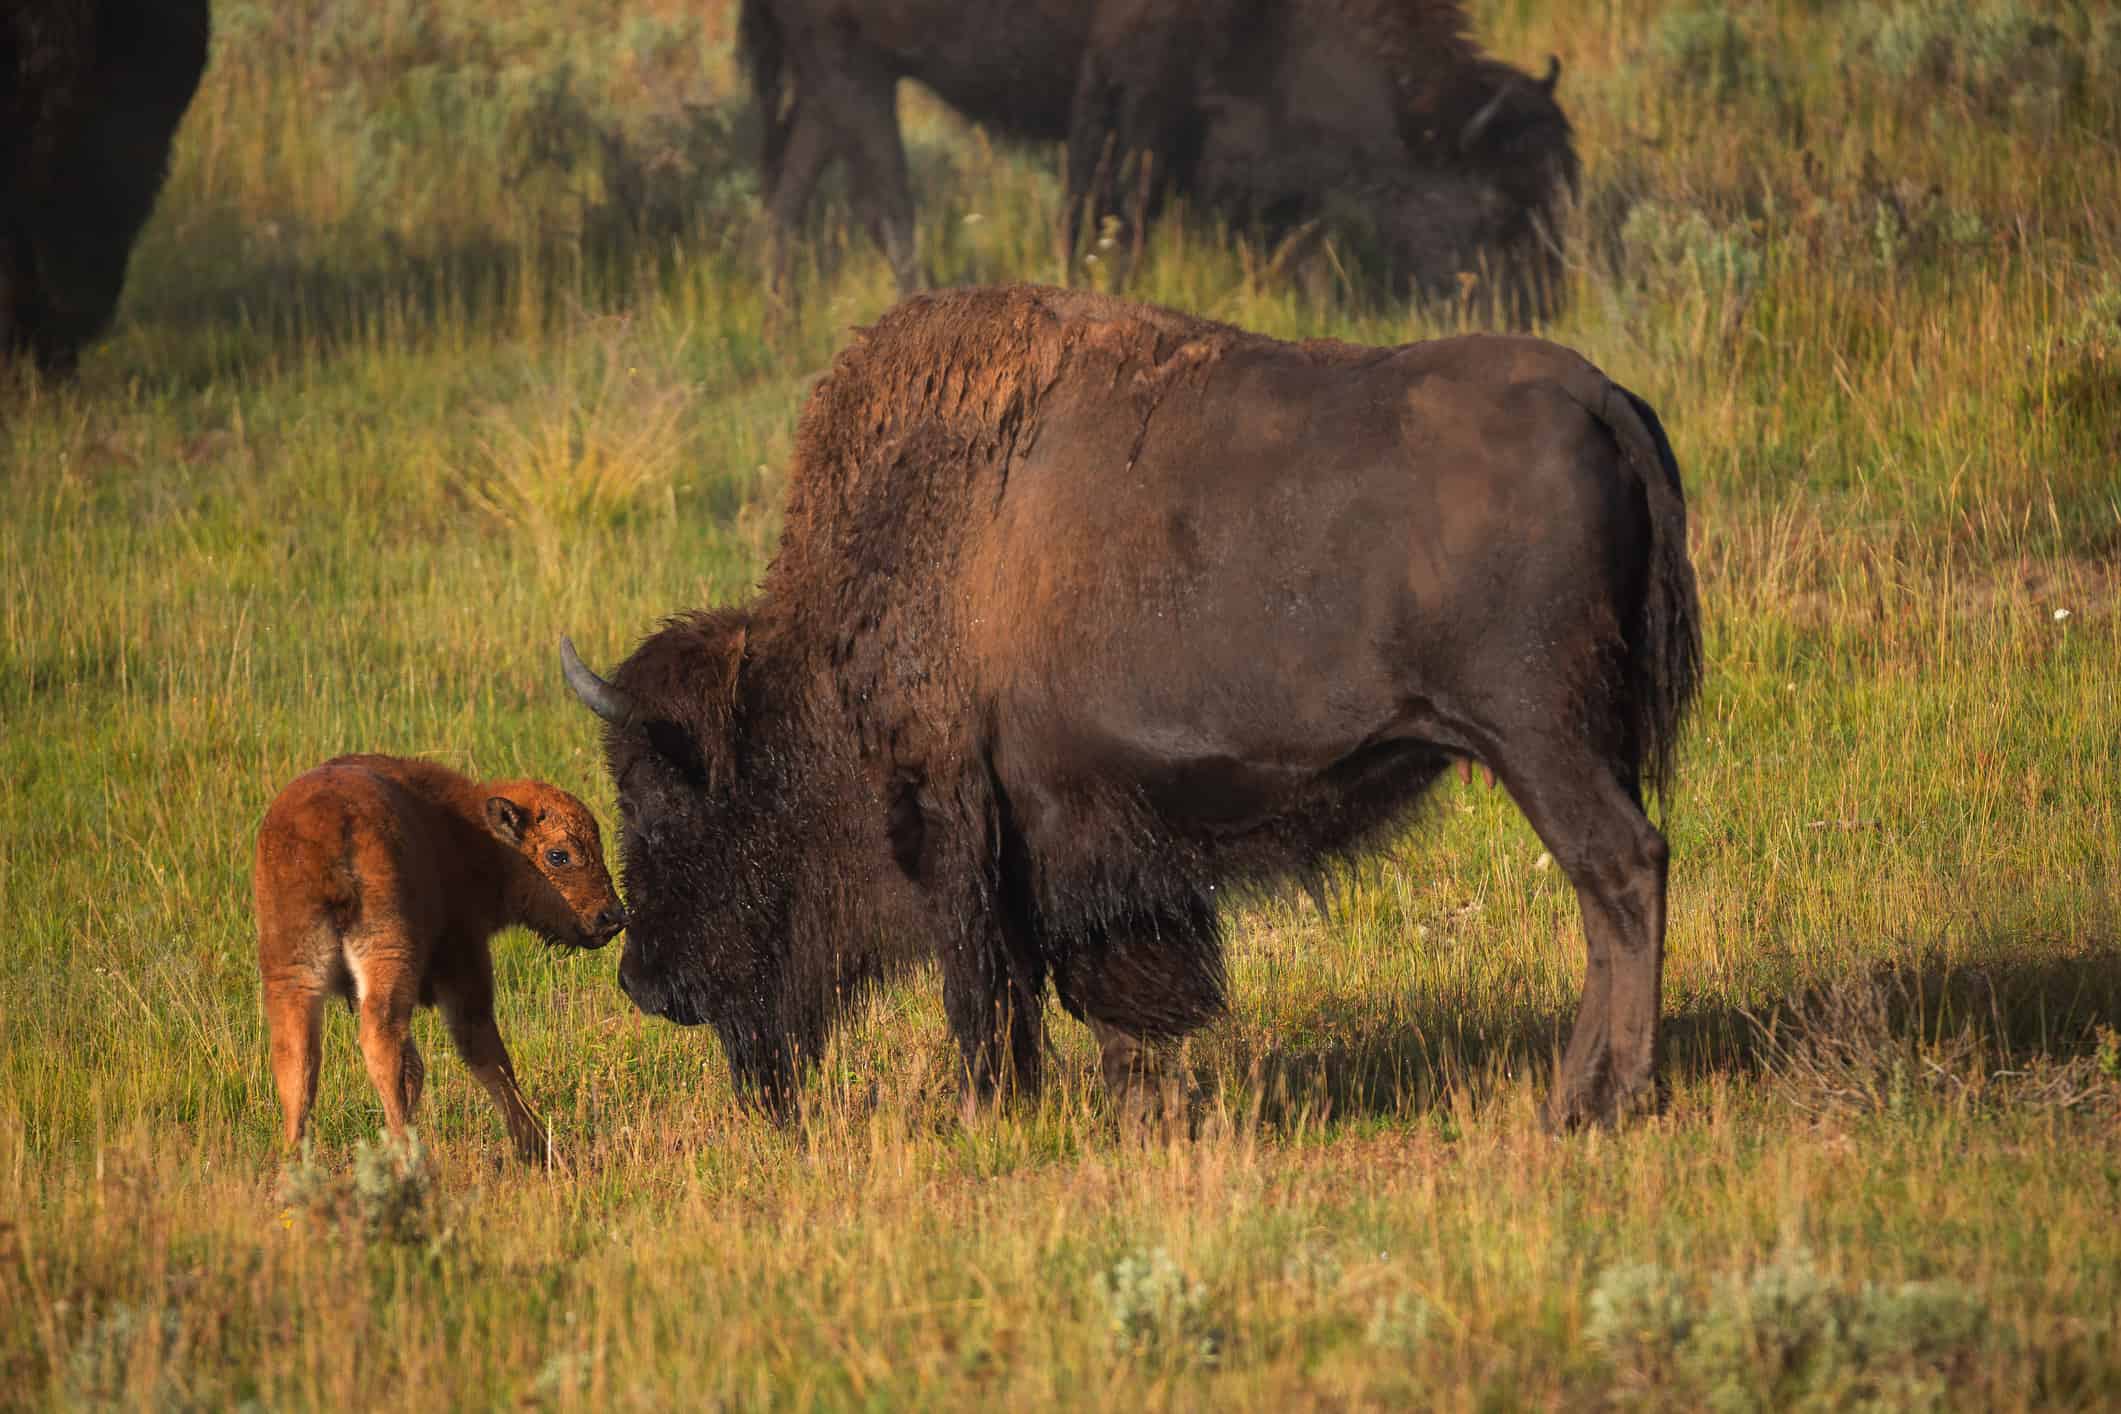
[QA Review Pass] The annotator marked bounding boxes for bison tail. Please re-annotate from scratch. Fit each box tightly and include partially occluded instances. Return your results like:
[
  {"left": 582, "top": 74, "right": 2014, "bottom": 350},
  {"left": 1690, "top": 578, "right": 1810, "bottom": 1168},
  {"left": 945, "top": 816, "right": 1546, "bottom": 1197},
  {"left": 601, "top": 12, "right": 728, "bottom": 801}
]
[
  {"left": 1605, "top": 384, "right": 1704, "bottom": 807},
  {"left": 737, "top": 0, "right": 791, "bottom": 192}
]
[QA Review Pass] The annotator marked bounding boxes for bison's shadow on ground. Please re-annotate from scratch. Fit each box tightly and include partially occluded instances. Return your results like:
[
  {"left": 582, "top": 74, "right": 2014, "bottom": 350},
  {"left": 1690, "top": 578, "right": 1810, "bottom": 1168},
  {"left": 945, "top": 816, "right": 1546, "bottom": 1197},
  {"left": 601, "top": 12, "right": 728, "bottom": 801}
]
[{"left": 1190, "top": 933, "right": 2121, "bottom": 1133}]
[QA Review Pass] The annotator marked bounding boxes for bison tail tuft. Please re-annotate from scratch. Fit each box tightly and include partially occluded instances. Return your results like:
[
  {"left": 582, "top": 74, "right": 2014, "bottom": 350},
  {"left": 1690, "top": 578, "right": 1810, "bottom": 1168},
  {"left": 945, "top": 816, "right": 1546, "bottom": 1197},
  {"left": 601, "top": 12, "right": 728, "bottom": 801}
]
[{"left": 1608, "top": 385, "right": 1704, "bottom": 808}]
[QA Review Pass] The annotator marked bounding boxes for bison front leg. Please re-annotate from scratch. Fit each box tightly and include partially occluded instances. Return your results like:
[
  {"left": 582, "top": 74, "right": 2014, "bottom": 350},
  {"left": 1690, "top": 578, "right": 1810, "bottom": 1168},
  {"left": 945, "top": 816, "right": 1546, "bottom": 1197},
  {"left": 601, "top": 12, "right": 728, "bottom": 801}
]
[
  {"left": 940, "top": 914, "right": 1046, "bottom": 1115},
  {"left": 763, "top": 103, "right": 836, "bottom": 314},
  {"left": 909, "top": 769, "right": 1044, "bottom": 1114},
  {"left": 794, "top": 39, "right": 921, "bottom": 294}
]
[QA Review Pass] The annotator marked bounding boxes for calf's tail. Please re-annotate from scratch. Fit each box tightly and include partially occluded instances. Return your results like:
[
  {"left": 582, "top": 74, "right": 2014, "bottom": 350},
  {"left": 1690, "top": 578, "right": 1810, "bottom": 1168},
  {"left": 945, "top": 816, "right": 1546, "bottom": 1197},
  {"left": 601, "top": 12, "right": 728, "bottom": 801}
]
[{"left": 1599, "top": 383, "right": 1704, "bottom": 804}]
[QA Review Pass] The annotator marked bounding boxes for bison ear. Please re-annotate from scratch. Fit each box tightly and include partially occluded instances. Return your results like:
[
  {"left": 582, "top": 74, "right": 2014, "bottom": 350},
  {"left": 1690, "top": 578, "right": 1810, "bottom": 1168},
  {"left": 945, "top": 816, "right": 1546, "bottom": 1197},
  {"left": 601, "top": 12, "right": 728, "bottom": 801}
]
[
  {"left": 644, "top": 719, "right": 708, "bottom": 784},
  {"left": 484, "top": 796, "right": 531, "bottom": 843}
]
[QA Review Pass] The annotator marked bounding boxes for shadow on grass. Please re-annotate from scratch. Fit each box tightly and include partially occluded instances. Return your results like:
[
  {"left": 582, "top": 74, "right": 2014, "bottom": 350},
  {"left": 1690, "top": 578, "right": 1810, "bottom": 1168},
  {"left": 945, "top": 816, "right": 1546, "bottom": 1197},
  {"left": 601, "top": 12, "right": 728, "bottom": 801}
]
[
  {"left": 1206, "top": 930, "right": 2121, "bottom": 1132},
  {"left": 119, "top": 220, "right": 751, "bottom": 397},
  {"left": 111, "top": 97, "right": 784, "bottom": 393}
]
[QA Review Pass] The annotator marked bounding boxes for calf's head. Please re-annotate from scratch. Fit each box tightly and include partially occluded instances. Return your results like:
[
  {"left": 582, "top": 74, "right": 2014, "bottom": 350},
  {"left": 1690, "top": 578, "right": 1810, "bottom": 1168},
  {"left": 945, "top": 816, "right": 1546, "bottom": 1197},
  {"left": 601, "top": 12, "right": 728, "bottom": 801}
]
[
  {"left": 484, "top": 782, "right": 627, "bottom": 950},
  {"left": 560, "top": 620, "right": 806, "bottom": 1109}
]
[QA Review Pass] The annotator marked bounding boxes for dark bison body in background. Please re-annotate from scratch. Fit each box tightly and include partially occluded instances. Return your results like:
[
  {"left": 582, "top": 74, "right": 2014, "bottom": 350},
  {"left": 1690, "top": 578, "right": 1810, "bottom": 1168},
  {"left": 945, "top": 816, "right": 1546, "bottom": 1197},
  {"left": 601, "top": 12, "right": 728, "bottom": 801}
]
[
  {"left": 565, "top": 284, "right": 1700, "bottom": 1131},
  {"left": 741, "top": 0, "right": 1577, "bottom": 322},
  {"left": 2, "top": 0, "right": 209, "bottom": 375}
]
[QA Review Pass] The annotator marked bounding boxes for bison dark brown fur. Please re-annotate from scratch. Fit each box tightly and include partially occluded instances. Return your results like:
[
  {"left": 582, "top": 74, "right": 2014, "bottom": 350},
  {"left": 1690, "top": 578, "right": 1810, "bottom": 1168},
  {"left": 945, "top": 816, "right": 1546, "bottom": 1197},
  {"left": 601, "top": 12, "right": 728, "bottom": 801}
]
[
  {"left": 254, "top": 756, "right": 625, "bottom": 1161},
  {"left": 741, "top": 0, "right": 1576, "bottom": 321},
  {"left": 3, "top": 0, "right": 210, "bottom": 375},
  {"left": 566, "top": 284, "right": 1700, "bottom": 1131}
]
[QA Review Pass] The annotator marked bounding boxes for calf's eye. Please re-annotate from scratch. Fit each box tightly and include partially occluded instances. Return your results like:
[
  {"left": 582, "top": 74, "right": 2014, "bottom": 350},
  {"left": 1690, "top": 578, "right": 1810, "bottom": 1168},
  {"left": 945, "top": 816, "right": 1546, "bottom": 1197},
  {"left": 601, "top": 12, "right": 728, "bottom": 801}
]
[{"left": 545, "top": 848, "right": 572, "bottom": 868}]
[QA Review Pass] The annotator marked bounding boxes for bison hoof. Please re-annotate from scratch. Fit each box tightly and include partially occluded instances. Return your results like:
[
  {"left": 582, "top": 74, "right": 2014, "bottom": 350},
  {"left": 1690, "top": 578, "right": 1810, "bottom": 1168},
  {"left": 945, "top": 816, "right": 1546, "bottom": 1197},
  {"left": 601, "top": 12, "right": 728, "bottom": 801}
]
[
  {"left": 511, "top": 1130, "right": 555, "bottom": 1166},
  {"left": 1112, "top": 1076, "right": 1202, "bottom": 1144},
  {"left": 1540, "top": 1073, "right": 1665, "bottom": 1134},
  {"left": 1100, "top": 1049, "right": 1199, "bottom": 1141}
]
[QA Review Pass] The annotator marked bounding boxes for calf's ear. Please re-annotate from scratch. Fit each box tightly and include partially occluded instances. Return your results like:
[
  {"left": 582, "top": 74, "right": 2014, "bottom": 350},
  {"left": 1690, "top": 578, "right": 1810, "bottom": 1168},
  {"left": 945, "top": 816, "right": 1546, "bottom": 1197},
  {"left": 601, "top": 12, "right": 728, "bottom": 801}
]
[{"left": 485, "top": 796, "right": 531, "bottom": 843}]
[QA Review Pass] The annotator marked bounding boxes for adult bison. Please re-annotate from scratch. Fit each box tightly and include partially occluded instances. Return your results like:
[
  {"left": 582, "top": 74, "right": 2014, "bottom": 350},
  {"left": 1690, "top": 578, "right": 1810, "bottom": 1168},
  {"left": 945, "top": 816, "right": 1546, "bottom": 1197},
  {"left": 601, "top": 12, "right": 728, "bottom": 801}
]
[
  {"left": 3, "top": 0, "right": 210, "bottom": 376},
  {"left": 564, "top": 284, "right": 1700, "bottom": 1131},
  {"left": 741, "top": 0, "right": 1577, "bottom": 322}
]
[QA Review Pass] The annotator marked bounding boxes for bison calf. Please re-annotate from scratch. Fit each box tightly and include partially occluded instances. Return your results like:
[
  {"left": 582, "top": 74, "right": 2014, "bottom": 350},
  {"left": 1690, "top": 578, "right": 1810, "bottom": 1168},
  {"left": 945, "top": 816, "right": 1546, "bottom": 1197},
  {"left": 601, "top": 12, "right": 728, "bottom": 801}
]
[{"left": 254, "top": 755, "right": 624, "bottom": 1161}]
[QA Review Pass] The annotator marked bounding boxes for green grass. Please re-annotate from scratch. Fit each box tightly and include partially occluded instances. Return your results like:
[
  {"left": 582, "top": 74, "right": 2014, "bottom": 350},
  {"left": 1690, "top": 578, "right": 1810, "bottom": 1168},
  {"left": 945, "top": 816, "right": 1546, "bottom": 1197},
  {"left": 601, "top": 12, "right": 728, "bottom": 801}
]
[{"left": 4, "top": 0, "right": 2120, "bottom": 1406}]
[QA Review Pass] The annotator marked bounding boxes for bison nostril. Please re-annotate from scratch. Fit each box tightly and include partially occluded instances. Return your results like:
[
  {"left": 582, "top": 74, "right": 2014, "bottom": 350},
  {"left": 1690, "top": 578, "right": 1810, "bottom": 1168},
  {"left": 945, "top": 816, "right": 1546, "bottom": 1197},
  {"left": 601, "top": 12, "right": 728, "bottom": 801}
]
[{"left": 596, "top": 906, "right": 627, "bottom": 933}]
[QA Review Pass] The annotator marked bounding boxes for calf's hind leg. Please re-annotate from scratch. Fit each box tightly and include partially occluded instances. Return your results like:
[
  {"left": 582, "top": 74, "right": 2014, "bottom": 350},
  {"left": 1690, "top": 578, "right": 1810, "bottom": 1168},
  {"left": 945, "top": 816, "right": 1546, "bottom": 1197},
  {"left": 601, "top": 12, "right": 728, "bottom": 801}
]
[
  {"left": 265, "top": 980, "right": 325, "bottom": 1147},
  {"left": 1484, "top": 740, "right": 1670, "bottom": 1130},
  {"left": 353, "top": 957, "right": 422, "bottom": 1141}
]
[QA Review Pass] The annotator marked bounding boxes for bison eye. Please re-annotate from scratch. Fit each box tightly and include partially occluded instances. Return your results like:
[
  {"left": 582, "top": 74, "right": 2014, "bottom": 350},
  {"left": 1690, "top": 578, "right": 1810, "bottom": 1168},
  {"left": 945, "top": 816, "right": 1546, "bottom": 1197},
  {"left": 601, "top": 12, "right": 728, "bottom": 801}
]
[{"left": 545, "top": 848, "right": 572, "bottom": 868}]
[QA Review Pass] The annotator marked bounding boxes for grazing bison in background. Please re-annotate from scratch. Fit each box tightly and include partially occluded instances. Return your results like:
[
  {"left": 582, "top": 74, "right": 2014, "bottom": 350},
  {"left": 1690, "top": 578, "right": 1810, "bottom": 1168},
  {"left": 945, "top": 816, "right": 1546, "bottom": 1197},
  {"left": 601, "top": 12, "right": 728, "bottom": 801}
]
[
  {"left": 564, "top": 284, "right": 1700, "bottom": 1131},
  {"left": 2, "top": 0, "right": 210, "bottom": 375},
  {"left": 254, "top": 756, "right": 626, "bottom": 1161},
  {"left": 740, "top": 0, "right": 1577, "bottom": 322}
]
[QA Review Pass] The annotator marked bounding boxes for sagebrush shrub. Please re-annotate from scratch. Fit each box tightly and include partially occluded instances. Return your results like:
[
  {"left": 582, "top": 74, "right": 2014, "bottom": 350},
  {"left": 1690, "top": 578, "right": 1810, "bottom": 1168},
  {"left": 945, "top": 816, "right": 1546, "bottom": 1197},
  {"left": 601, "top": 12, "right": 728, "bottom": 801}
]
[
  {"left": 276, "top": 1130, "right": 436, "bottom": 1248},
  {"left": 1096, "top": 1247, "right": 1221, "bottom": 1367},
  {"left": 1586, "top": 1249, "right": 1990, "bottom": 1410},
  {"left": 1652, "top": 2, "right": 1761, "bottom": 104}
]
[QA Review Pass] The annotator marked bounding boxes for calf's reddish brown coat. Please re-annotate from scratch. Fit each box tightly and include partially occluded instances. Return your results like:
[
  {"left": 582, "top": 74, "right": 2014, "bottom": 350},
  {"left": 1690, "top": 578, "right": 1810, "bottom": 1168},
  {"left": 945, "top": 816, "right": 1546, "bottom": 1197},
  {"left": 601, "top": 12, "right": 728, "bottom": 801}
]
[{"left": 254, "top": 755, "right": 624, "bottom": 1160}]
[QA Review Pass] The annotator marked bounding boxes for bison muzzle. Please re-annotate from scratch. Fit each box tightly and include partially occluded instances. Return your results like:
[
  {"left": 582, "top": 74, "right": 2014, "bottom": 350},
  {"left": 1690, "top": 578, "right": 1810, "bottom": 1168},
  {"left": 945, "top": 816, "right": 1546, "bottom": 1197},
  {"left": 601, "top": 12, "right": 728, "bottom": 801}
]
[{"left": 566, "top": 284, "right": 1702, "bottom": 1131}]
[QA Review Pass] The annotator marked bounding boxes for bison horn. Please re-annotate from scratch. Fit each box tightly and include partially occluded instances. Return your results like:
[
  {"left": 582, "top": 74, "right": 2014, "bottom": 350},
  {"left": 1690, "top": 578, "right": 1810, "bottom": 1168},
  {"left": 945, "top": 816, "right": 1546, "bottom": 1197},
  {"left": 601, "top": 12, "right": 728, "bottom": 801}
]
[
  {"left": 1541, "top": 55, "right": 1562, "bottom": 95},
  {"left": 560, "top": 636, "right": 636, "bottom": 726},
  {"left": 1459, "top": 80, "right": 1516, "bottom": 152}
]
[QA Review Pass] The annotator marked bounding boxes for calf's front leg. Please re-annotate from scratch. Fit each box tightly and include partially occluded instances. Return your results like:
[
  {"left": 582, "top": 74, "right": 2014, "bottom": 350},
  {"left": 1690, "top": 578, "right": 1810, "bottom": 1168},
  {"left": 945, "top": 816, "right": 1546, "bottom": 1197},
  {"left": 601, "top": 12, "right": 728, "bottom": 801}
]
[{"left": 435, "top": 959, "right": 549, "bottom": 1163}]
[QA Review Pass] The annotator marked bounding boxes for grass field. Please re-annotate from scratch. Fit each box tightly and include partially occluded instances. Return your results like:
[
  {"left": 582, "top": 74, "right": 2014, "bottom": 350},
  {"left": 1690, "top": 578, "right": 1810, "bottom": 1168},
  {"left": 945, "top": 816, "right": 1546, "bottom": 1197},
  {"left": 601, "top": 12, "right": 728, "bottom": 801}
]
[{"left": 4, "top": 0, "right": 2119, "bottom": 1406}]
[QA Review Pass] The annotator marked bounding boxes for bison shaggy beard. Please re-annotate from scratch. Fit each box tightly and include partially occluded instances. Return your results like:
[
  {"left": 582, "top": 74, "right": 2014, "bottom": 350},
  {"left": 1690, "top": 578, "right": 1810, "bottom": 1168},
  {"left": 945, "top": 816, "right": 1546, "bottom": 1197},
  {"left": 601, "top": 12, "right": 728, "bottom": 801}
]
[{"left": 589, "top": 612, "right": 926, "bottom": 1115}]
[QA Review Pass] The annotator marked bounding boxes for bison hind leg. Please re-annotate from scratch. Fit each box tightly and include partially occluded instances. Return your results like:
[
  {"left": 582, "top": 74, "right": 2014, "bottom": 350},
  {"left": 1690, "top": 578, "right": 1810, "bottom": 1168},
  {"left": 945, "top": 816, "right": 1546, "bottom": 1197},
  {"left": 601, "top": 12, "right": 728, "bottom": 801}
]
[{"left": 1481, "top": 734, "right": 1670, "bottom": 1131}]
